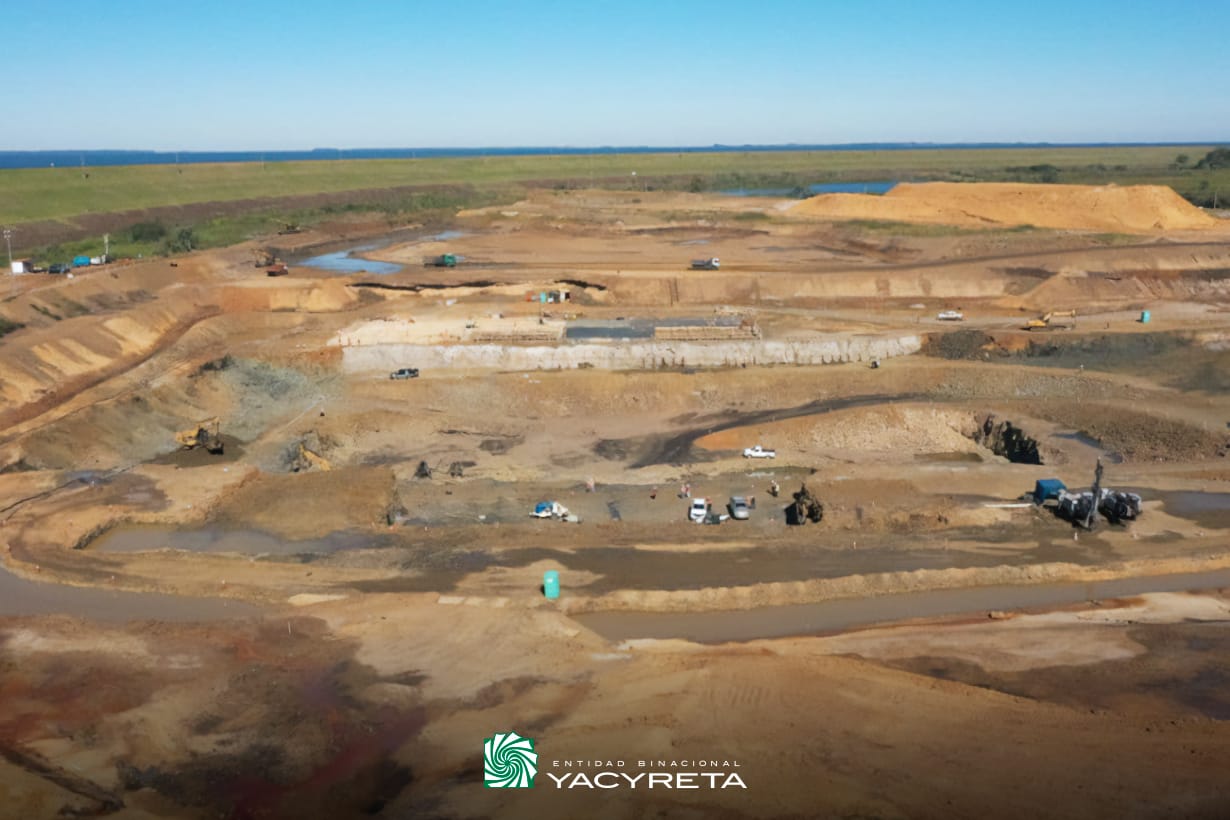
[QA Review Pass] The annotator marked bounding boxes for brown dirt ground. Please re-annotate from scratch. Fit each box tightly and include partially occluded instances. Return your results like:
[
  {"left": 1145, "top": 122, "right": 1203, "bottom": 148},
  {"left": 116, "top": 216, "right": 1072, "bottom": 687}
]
[{"left": 1, "top": 186, "right": 1229, "bottom": 818}]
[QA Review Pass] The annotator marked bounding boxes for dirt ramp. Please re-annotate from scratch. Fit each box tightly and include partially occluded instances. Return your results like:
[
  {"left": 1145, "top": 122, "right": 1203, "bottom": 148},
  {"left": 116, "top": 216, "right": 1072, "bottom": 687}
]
[{"left": 790, "top": 182, "right": 1222, "bottom": 233}]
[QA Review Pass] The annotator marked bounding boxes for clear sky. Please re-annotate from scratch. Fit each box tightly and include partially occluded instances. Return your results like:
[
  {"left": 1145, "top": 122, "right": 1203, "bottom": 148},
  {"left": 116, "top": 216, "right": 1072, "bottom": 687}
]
[{"left": 4, "top": 0, "right": 1227, "bottom": 150}]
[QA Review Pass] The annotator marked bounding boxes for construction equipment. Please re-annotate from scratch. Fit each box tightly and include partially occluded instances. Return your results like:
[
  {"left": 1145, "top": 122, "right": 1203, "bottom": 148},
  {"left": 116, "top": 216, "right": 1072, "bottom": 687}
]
[
  {"left": 1098, "top": 488, "right": 1143, "bottom": 523},
  {"left": 690, "top": 257, "right": 720, "bottom": 270},
  {"left": 252, "top": 249, "right": 276, "bottom": 268},
  {"left": 787, "top": 482, "right": 824, "bottom": 525},
  {"left": 277, "top": 221, "right": 303, "bottom": 235},
  {"left": 425, "top": 253, "right": 458, "bottom": 268},
  {"left": 175, "top": 418, "right": 225, "bottom": 454},
  {"left": 1024, "top": 310, "right": 1077, "bottom": 331},
  {"left": 266, "top": 263, "right": 289, "bottom": 277},
  {"left": 291, "top": 442, "right": 331, "bottom": 472}
]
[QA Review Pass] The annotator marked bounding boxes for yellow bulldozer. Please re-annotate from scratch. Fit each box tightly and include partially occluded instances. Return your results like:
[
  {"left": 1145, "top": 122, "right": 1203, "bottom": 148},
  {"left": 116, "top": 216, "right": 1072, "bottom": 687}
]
[
  {"left": 175, "top": 417, "right": 225, "bottom": 454},
  {"left": 1024, "top": 309, "right": 1077, "bottom": 331}
]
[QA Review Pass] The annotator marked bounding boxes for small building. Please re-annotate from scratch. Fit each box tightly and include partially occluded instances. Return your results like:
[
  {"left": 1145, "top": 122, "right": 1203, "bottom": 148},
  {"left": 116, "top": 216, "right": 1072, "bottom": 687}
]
[
  {"left": 10, "top": 259, "right": 33, "bottom": 274},
  {"left": 1033, "top": 479, "right": 1067, "bottom": 505}
]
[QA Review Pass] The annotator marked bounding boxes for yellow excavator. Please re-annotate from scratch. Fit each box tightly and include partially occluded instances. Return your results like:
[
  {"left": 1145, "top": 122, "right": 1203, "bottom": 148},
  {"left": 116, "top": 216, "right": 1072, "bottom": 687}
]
[
  {"left": 292, "top": 442, "right": 332, "bottom": 472},
  {"left": 175, "top": 417, "right": 224, "bottom": 454},
  {"left": 1024, "top": 309, "right": 1077, "bottom": 331}
]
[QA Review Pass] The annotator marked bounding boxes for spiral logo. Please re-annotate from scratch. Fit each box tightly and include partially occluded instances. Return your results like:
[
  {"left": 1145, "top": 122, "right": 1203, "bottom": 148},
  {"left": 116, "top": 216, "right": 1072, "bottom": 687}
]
[{"left": 483, "top": 731, "right": 538, "bottom": 788}]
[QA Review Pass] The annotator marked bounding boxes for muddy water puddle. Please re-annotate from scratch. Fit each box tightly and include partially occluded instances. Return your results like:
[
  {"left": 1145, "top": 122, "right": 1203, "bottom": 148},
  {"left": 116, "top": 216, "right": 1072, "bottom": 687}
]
[
  {"left": 0, "top": 565, "right": 258, "bottom": 621},
  {"left": 574, "top": 568, "right": 1230, "bottom": 644},
  {"left": 1157, "top": 491, "right": 1230, "bottom": 529},
  {"left": 91, "top": 526, "right": 391, "bottom": 557}
]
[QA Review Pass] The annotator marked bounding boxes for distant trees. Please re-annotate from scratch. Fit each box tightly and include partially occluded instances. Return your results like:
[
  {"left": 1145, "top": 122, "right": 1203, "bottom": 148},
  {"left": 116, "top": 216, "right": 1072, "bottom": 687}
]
[
  {"left": 1007, "top": 164, "right": 1060, "bottom": 183},
  {"left": 1195, "top": 148, "right": 1230, "bottom": 169},
  {"left": 128, "top": 221, "right": 167, "bottom": 242}
]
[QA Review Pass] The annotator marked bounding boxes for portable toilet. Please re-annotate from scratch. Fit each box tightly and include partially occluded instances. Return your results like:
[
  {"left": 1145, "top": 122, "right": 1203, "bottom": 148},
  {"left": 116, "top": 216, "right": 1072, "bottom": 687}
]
[
  {"left": 1140, "top": 310, "right": 1151, "bottom": 324},
  {"left": 543, "top": 570, "right": 560, "bottom": 600},
  {"left": 1033, "top": 479, "right": 1067, "bottom": 505}
]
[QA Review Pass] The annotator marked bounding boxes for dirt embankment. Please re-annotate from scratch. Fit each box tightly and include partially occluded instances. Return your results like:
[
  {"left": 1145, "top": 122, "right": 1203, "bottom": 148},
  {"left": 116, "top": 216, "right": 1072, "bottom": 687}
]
[{"left": 789, "top": 182, "right": 1224, "bottom": 232}]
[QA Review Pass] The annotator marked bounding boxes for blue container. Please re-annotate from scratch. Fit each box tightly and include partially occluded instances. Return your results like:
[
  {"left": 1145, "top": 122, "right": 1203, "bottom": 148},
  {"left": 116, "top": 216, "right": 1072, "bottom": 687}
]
[
  {"left": 543, "top": 570, "right": 560, "bottom": 600},
  {"left": 1140, "top": 310, "right": 1151, "bottom": 323},
  {"left": 72, "top": 255, "right": 90, "bottom": 267}
]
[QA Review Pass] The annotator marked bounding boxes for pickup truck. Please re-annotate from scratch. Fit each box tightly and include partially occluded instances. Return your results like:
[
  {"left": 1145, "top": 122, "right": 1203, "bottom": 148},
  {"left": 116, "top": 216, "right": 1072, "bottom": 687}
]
[
  {"left": 743, "top": 445, "right": 776, "bottom": 459},
  {"left": 936, "top": 310, "right": 965, "bottom": 321},
  {"left": 389, "top": 368, "right": 420, "bottom": 380}
]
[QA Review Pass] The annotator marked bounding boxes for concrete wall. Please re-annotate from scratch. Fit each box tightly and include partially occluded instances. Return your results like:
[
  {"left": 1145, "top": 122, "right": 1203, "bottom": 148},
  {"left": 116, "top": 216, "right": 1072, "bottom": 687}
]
[{"left": 340, "top": 334, "right": 922, "bottom": 373}]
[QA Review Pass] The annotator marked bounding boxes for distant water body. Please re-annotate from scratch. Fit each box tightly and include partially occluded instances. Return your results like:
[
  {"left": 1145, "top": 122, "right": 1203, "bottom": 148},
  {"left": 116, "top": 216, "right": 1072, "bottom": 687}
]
[{"left": 0, "top": 143, "right": 1205, "bottom": 170}]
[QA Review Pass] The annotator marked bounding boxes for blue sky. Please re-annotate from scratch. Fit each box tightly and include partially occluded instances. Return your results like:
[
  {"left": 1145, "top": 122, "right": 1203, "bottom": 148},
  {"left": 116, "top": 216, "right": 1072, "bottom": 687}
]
[{"left": 5, "top": 0, "right": 1227, "bottom": 150}]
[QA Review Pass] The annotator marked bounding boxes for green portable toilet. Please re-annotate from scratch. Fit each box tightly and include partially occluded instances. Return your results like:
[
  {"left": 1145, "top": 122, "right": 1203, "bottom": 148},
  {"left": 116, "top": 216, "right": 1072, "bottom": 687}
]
[
  {"left": 1140, "top": 310, "right": 1151, "bottom": 323},
  {"left": 543, "top": 570, "right": 560, "bottom": 600}
]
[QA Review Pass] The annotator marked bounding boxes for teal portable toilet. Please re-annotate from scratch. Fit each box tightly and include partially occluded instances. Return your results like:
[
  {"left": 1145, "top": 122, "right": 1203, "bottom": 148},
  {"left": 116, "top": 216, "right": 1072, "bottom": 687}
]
[
  {"left": 543, "top": 570, "right": 560, "bottom": 600},
  {"left": 1140, "top": 310, "right": 1151, "bottom": 323}
]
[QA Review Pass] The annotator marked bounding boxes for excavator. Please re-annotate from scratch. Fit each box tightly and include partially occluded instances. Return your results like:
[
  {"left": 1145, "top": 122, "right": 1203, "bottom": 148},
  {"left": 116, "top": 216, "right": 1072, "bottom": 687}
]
[
  {"left": 1024, "top": 309, "right": 1077, "bottom": 331},
  {"left": 291, "top": 442, "right": 332, "bottom": 472},
  {"left": 175, "top": 418, "right": 225, "bottom": 454},
  {"left": 252, "top": 248, "right": 276, "bottom": 268}
]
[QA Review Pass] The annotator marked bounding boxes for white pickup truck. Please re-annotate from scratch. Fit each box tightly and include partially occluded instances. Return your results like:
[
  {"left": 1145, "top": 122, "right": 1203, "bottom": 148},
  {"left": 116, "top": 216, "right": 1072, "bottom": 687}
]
[
  {"left": 743, "top": 445, "right": 776, "bottom": 459},
  {"left": 936, "top": 310, "right": 965, "bottom": 321}
]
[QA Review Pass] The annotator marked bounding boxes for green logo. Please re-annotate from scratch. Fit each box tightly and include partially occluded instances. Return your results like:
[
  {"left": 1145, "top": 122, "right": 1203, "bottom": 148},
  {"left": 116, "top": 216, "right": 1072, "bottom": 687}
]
[{"left": 484, "top": 731, "right": 537, "bottom": 788}]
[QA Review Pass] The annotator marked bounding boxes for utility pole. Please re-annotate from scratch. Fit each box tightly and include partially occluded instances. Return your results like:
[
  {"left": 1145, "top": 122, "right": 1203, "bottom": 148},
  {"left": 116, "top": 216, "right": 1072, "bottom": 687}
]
[
  {"left": 3, "top": 228, "right": 12, "bottom": 270},
  {"left": 103, "top": 233, "right": 110, "bottom": 259}
]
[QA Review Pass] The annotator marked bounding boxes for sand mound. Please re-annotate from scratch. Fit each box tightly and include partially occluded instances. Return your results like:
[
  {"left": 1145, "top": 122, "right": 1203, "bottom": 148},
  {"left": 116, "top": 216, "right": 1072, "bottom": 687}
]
[{"left": 789, "top": 182, "right": 1220, "bottom": 233}]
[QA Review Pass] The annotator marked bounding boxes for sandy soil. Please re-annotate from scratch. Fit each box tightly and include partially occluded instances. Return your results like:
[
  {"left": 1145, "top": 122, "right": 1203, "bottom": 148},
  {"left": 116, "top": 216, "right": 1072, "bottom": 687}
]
[{"left": 1, "top": 186, "right": 1229, "bottom": 818}]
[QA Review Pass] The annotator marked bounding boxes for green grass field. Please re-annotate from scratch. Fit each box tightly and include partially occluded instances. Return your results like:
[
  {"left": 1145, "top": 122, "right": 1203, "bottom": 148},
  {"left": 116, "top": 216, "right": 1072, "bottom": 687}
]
[{"left": 2, "top": 145, "right": 1227, "bottom": 227}]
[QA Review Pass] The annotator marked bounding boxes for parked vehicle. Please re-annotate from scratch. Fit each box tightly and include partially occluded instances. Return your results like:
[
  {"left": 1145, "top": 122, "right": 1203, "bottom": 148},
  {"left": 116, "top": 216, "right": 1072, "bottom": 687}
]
[
  {"left": 743, "top": 445, "right": 776, "bottom": 459},
  {"left": 688, "top": 498, "right": 711, "bottom": 523},
  {"left": 728, "top": 496, "right": 751, "bottom": 520},
  {"left": 936, "top": 310, "right": 964, "bottom": 321},
  {"left": 389, "top": 368, "right": 420, "bottom": 380},
  {"left": 426, "top": 254, "right": 457, "bottom": 267},
  {"left": 690, "top": 257, "right": 720, "bottom": 270}
]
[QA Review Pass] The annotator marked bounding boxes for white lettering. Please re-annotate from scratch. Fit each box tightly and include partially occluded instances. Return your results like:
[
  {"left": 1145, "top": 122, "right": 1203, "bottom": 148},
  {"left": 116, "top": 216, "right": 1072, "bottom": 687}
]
[
  {"left": 676, "top": 773, "right": 698, "bottom": 789},
  {"left": 623, "top": 773, "right": 645, "bottom": 788},
  {"left": 648, "top": 773, "right": 672, "bottom": 788},
  {"left": 547, "top": 773, "right": 570, "bottom": 788},
  {"left": 570, "top": 773, "right": 594, "bottom": 789},
  {"left": 701, "top": 772, "right": 721, "bottom": 787},
  {"left": 721, "top": 773, "right": 748, "bottom": 789},
  {"left": 594, "top": 772, "right": 620, "bottom": 789}
]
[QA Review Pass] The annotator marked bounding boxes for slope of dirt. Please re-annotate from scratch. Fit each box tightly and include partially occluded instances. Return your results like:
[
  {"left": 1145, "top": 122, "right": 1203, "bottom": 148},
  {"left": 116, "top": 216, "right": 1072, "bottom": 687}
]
[{"left": 789, "top": 182, "right": 1223, "bottom": 232}]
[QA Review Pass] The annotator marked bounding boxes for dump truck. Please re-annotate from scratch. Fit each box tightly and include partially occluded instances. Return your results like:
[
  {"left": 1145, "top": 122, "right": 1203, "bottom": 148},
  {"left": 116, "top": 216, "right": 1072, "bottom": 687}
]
[
  {"left": 426, "top": 254, "right": 457, "bottom": 267},
  {"left": 266, "top": 263, "right": 289, "bottom": 277},
  {"left": 175, "top": 418, "right": 224, "bottom": 454},
  {"left": 1025, "top": 310, "right": 1077, "bottom": 331},
  {"left": 690, "top": 257, "right": 720, "bottom": 270}
]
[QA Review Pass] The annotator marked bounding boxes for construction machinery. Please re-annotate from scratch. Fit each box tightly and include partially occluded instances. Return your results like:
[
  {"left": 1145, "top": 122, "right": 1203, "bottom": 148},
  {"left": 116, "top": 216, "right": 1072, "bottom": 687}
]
[
  {"left": 1024, "top": 309, "right": 1077, "bottom": 331},
  {"left": 787, "top": 482, "right": 824, "bottom": 525},
  {"left": 277, "top": 221, "right": 303, "bottom": 235},
  {"left": 175, "top": 418, "right": 225, "bottom": 454},
  {"left": 252, "top": 248, "right": 276, "bottom": 268},
  {"left": 291, "top": 442, "right": 331, "bottom": 472},
  {"left": 690, "top": 257, "right": 720, "bottom": 270},
  {"left": 425, "top": 253, "right": 458, "bottom": 267}
]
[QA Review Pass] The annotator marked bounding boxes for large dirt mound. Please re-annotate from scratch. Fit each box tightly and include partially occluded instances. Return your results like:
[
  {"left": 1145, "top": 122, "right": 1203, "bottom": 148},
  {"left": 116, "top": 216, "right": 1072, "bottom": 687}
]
[{"left": 789, "top": 182, "right": 1221, "bottom": 232}]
